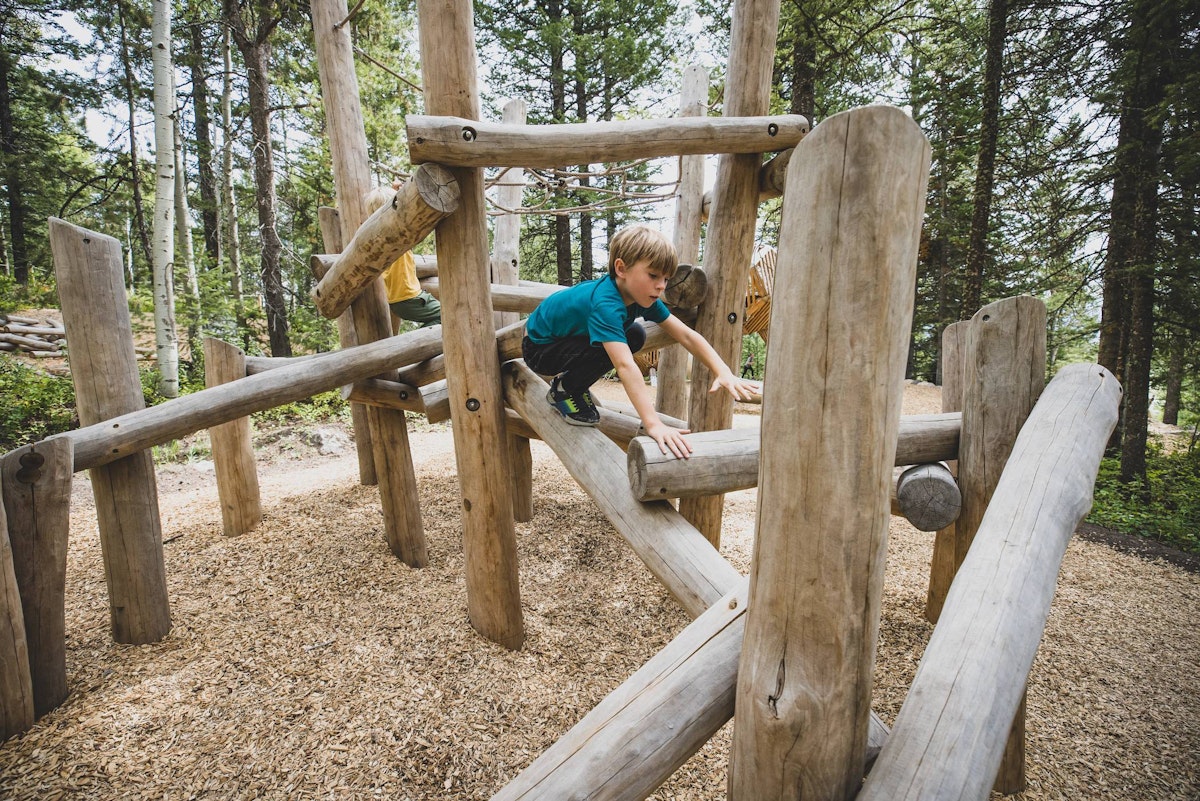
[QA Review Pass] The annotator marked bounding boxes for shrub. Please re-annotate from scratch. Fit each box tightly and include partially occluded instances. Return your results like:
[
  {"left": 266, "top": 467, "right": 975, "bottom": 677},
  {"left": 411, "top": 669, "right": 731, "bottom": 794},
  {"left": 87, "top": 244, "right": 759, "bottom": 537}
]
[
  {"left": 0, "top": 357, "right": 77, "bottom": 450},
  {"left": 1088, "top": 441, "right": 1200, "bottom": 553}
]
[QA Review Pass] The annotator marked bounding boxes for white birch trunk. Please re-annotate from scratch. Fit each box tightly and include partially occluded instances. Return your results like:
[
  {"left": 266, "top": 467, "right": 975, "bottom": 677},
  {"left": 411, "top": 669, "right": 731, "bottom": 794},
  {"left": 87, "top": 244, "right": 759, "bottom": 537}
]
[
  {"left": 221, "top": 26, "right": 243, "bottom": 318},
  {"left": 173, "top": 107, "right": 200, "bottom": 307},
  {"left": 151, "top": 0, "right": 179, "bottom": 397}
]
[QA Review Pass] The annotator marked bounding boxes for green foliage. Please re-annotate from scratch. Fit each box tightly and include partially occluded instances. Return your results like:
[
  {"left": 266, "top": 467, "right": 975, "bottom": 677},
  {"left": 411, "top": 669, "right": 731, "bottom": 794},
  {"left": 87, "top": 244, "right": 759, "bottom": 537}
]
[
  {"left": 0, "top": 358, "right": 77, "bottom": 451},
  {"left": 252, "top": 389, "right": 349, "bottom": 426},
  {"left": 1089, "top": 441, "right": 1200, "bottom": 553}
]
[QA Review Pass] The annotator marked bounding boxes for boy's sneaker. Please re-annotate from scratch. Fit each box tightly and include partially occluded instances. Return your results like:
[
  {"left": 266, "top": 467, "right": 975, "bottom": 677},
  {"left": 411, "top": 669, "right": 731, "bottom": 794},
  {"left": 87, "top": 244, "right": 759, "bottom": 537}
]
[{"left": 547, "top": 376, "right": 601, "bottom": 426}]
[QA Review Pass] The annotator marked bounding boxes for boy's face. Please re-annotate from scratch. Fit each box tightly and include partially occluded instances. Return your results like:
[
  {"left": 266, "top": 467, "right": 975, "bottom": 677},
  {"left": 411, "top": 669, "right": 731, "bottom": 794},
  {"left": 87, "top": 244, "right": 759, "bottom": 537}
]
[{"left": 614, "top": 258, "right": 669, "bottom": 307}]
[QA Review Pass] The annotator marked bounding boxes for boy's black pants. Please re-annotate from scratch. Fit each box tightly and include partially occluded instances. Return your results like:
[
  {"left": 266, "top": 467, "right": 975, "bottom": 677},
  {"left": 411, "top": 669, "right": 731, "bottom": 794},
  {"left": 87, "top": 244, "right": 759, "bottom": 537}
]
[{"left": 521, "top": 322, "right": 646, "bottom": 395}]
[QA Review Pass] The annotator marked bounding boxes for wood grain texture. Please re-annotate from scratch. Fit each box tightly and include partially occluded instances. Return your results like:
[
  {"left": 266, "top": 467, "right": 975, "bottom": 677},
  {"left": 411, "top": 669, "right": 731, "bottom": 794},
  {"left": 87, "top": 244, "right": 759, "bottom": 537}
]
[
  {"left": 408, "top": 114, "right": 808, "bottom": 167},
  {"left": 204, "top": 339, "right": 262, "bottom": 537},
  {"left": 419, "top": 0, "right": 524, "bottom": 649},
  {"left": 729, "top": 104, "right": 930, "bottom": 801},
  {"left": 894, "top": 462, "right": 961, "bottom": 532},
  {"left": 858, "top": 364, "right": 1120, "bottom": 801},
  {"left": 1, "top": 438, "right": 72, "bottom": 717},
  {"left": 49, "top": 217, "right": 171, "bottom": 645},
  {"left": 0, "top": 469, "right": 36, "bottom": 739},
  {"left": 491, "top": 98, "right": 525, "bottom": 330}
]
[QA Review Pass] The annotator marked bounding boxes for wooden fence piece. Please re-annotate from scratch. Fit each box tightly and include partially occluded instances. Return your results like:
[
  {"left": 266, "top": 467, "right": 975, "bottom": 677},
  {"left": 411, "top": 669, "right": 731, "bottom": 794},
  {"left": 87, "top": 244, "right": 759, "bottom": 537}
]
[
  {"left": 317, "top": 205, "right": 377, "bottom": 486},
  {"left": 49, "top": 217, "right": 171, "bottom": 644},
  {"left": 0, "top": 470, "right": 36, "bottom": 739},
  {"left": 407, "top": 114, "right": 809, "bottom": 168},
  {"left": 311, "top": 163, "right": 460, "bottom": 318},
  {"left": 678, "top": 0, "right": 784, "bottom": 547},
  {"left": 627, "top": 413, "right": 960, "bottom": 501},
  {"left": 894, "top": 462, "right": 961, "bottom": 532},
  {"left": 502, "top": 360, "right": 740, "bottom": 617},
  {"left": 204, "top": 339, "right": 262, "bottom": 537},
  {"left": 858, "top": 363, "right": 1120, "bottom": 801},
  {"left": 418, "top": 0, "right": 523, "bottom": 650},
  {"left": 729, "top": 103, "right": 929, "bottom": 801}
]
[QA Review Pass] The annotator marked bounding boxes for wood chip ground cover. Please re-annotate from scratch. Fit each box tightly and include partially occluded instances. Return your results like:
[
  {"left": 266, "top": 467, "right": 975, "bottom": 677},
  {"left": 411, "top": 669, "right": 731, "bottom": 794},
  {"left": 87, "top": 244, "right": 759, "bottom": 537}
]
[{"left": 1, "top": 383, "right": 1196, "bottom": 799}]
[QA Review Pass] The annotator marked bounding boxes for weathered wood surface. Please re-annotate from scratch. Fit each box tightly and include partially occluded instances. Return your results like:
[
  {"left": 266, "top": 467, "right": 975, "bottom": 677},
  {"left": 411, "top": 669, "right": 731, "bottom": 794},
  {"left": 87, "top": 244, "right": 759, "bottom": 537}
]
[
  {"left": 49, "top": 217, "right": 171, "bottom": 645},
  {"left": 204, "top": 339, "right": 262, "bottom": 537},
  {"left": 0, "top": 470, "right": 36, "bottom": 740},
  {"left": 1, "top": 438, "right": 72, "bottom": 717},
  {"left": 422, "top": 277, "right": 561, "bottom": 313},
  {"left": 657, "top": 63, "right": 710, "bottom": 420},
  {"left": 502, "top": 360, "right": 740, "bottom": 618},
  {"left": 311, "top": 163, "right": 460, "bottom": 318},
  {"left": 729, "top": 104, "right": 929, "bottom": 801},
  {"left": 317, "top": 205, "right": 377, "bottom": 486},
  {"left": 343, "top": 377, "right": 428, "bottom": 414},
  {"left": 59, "top": 327, "right": 446, "bottom": 472},
  {"left": 859, "top": 363, "right": 1120, "bottom": 801},
  {"left": 418, "top": 0, "right": 523, "bottom": 649},
  {"left": 678, "top": 0, "right": 785, "bottom": 547},
  {"left": 408, "top": 114, "right": 809, "bottom": 168},
  {"left": 491, "top": 98, "right": 525, "bottom": 330},
  {"left": 925, "top": 319, "right": 969, "bottom": 622},
  {"left": 894, "top": 462, "right": 960, "bottom": 532},
  {"left": 627, "top": 413, "right": 960, "bottom": 501},
  {"left": 700, "top": 146, "right": 795, "bottom": 222}
]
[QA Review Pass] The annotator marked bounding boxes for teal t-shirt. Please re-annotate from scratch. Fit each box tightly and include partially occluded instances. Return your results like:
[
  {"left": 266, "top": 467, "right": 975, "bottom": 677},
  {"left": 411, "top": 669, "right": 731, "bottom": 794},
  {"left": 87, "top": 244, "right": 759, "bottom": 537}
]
[{"left": 525, "top": 274, "right": 670, "bottom": 346}]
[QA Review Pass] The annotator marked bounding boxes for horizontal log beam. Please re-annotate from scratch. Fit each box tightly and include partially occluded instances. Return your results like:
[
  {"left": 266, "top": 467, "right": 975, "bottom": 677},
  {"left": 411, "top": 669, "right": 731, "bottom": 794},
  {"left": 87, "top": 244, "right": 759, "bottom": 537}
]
[
  {"left": 311, "top": 163, "right": 460, "bottom": 318},
  {"left": 893, "top": 462, "right": 961, "bottom": 531},
  {"left": 858, "top": 364, "right": 1120, "bottom": 801},
  {"left": 626, "top": 413, "right": 962, "bottom": 501},
  {"left": 408, "top": 114, "right": 810, "bottom": 168},
  {"left": 422, "top": 277, "right": 562, "bottom": 313}
]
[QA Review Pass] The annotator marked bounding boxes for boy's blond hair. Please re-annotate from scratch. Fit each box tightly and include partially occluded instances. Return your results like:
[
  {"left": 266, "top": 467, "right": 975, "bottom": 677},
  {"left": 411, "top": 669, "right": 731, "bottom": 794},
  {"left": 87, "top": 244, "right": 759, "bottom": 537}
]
[
  {"left": 363, "top": 186, "right": 393, "bottom": 215},
  {"left": 608, "top": 225, "right": 677, "bottom": 278}
]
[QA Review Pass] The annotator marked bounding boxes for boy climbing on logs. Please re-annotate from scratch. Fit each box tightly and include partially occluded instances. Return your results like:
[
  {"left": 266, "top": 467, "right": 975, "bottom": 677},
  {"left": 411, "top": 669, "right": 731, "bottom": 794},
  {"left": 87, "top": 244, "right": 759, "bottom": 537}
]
[{"left": 522, "top": 224, "right": 759, "bottom": 460}]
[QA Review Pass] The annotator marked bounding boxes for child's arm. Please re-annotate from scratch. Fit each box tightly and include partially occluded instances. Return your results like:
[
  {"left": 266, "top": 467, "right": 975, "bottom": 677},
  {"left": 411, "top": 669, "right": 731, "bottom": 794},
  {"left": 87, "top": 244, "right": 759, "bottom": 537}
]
[
  {"left": 659, "top": 316, "right": 762, "bottom": 401},
  {"left": 601, "top": 339, "right": 693, "bottom": 459}
]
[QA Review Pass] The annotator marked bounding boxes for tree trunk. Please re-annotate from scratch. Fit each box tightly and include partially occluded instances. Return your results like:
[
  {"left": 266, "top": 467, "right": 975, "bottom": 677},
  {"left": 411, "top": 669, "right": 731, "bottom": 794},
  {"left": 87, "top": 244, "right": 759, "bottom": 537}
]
[
  {"left": 234, "top": 34, "right": 291, "bottom": 357},
  {"left": 186, "top": 10, "right": 221, "bottom": 266},
  {"left": 962, "top": 0, "right": 1008, "bottom": 321},
  {"left": 220, "top": 26, "right": 246, "bottom": 337},
  {"left": 119, "top": 0, "right": 155, "bottom": 283},
  {"left": 0, "top": 50, "right": 29, "bottom": 284},
  {"left": 1162, "top": 337, "right": 1182, "bottom": 426},
  {"left": 151, "top": 0, "right": 181, "bottom": 397}
]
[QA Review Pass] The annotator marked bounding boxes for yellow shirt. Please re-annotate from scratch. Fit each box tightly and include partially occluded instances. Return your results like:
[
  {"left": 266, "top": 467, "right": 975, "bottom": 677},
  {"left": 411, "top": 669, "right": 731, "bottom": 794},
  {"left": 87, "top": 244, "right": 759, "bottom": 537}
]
[{"left": 382, "top": 251, "right": 420, "bottom": 304}]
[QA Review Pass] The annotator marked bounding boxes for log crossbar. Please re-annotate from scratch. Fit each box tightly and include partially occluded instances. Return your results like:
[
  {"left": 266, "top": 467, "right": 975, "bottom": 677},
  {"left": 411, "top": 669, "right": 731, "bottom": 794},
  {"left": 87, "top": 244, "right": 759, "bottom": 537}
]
[{"left": 407, "top": 114, "right": 810, "bottom": 168}]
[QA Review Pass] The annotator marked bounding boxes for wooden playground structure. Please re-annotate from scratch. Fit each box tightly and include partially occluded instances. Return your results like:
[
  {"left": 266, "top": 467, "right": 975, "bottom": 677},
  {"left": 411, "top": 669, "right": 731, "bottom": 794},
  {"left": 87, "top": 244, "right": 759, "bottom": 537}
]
[{"left": 0, "top": 0, "right": 1122, "bottom": 799}]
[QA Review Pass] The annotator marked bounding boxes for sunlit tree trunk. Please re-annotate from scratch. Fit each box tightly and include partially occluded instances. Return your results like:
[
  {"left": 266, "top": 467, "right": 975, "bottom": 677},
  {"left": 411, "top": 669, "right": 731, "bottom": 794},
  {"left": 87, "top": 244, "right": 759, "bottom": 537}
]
[
  {"left": 118, "top": 0, "right": 154, "bottom": 286},
  {"left": 220, "top": 25, "right": 246, "bottom": 339},
  {"left": 151, "top": 0, "right": 180, "bottom": 397}
]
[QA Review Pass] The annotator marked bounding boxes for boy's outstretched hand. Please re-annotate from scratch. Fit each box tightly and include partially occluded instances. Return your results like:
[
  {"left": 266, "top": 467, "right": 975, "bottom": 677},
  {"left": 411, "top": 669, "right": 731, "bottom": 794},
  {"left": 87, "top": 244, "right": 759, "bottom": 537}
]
[
  {"left": 646, "top": 420, "right": 693, "bottom": 460},
  {"left": 709, "top": 373, "right": 763, "bottom": 402}
]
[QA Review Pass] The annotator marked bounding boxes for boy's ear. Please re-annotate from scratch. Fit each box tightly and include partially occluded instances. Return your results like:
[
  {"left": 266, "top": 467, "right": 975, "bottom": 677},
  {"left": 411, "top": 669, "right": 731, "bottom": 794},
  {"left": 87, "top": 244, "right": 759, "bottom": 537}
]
[{"left": 613, "top": 257, "right": 627, "bottom": 276}]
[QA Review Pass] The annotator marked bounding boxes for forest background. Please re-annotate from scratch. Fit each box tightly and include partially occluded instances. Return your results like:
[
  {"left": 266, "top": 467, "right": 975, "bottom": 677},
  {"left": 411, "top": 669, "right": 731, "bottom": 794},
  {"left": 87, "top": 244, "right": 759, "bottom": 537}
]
[{"left": 0, "top": 0, "right": 1196, "bottom": 550}]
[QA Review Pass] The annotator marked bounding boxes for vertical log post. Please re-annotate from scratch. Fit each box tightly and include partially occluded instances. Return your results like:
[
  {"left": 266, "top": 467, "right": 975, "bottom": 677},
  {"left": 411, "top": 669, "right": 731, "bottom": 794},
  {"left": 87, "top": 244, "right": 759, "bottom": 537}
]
[
  {"left": 49, "top": 217, "right": 171, "bottom": 644},
  {"left": 656, "top": 63, "right": 708, "bottom": 420},
  {"left": 418, "top": 0, "right": 524, "bottom": 649},
  {"left": 1, "top": 438, "right": 72, "bottom": 717},
  {"left": 0, "top": 471, "right": 35, "bottom": 739},
  {"left": 729, "top": 105, "right": 930, "bottom": 801},
  {"left": 317, "top": 205, "right": 378, "bottom": 486},
  {"left": 492, "top": 99, "right": 533, "bottom": 522},
  {"left": 962, "top": 295, "right": 1047, "bottom": 795},
  {"left": 311, "top": 0, "right": 427, "bottom": 567},
  {"left": 203, "top": 338, "right": 262, "bottom": 536},
  {"left": 924, "top": 319, "right": 968, "bottom": 622},
  {"left": 679, "top": 0, "right": 782, "bottom": 547}
]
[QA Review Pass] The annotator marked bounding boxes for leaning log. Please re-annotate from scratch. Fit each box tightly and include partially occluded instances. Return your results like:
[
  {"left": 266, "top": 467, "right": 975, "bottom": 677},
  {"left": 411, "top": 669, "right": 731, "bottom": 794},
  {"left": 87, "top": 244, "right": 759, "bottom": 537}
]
[
  {"left": 858, "top": 364, "right": 1120, "bottom": 801},
  {"left": 626, "top": 414, "right": 961, "bottom": 501},
  {"left": 311, "top": 163, "right": 460, "bottom": 319},
  {"left": 408, "top": 114, "right": 810, "bottom": 168},
  {"left": 1, "top": 438, "right": 72, "bottom": 718}
]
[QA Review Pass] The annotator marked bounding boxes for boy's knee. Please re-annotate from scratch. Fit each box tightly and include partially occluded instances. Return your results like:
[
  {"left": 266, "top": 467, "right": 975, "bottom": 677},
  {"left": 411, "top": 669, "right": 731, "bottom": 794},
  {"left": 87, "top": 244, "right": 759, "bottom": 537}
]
[{"left": 625, "top": 322, "right": 647, "bottom": 353}]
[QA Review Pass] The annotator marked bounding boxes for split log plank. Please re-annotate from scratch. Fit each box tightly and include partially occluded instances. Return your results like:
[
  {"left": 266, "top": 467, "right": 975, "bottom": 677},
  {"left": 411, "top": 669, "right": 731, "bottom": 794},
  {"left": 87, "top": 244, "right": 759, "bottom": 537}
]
[
  {"left": 408, "top": 114, "right": 809, "bottom": 168},
  {"left": 204, "top": 339, "right": 262, "bottom": 537},
  {"left": 1, "top": 439, "right": 72, "bottom": 717},
  {"left": 627, "top": 414, "right": 960, "bottom": 500},
  {"left": 311, "top": 163, "right": 460, "bottom": 318},
  {"left": 0, "top": 470, "right": 35, "bottom": 739},
  {"left": 858, "top": 364, "right": 1120, "bottom": 801}
]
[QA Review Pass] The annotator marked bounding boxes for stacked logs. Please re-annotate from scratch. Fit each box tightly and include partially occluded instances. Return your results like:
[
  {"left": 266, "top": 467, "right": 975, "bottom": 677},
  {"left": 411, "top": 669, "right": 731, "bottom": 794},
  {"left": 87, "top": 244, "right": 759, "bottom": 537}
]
[{"left": 0, "top": 313, "right": 66, "bottom": 357}]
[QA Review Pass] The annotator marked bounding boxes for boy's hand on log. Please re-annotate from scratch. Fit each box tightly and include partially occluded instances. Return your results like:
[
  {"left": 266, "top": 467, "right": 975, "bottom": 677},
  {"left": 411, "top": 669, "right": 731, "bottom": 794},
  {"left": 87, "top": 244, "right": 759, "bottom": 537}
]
[
  {"left": 646, "top": 420, "right": 693, "bottom": 460},
  {"left": 710, "top": 373, "right": 762, "bottom": 402}
]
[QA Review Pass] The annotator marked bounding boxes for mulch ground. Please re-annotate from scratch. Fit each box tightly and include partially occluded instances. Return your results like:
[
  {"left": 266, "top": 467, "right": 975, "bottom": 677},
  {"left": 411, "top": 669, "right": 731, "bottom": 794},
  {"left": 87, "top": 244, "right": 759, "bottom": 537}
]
[{"left": 1, "top": 383, "right": 1197, "bottom": 800}]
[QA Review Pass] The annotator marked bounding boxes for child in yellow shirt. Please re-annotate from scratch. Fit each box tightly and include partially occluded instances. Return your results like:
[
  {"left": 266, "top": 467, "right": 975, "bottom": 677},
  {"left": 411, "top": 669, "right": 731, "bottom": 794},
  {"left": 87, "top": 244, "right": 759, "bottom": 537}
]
[{"left": 365, "top": 184, "right": 442, "bottom": 329}]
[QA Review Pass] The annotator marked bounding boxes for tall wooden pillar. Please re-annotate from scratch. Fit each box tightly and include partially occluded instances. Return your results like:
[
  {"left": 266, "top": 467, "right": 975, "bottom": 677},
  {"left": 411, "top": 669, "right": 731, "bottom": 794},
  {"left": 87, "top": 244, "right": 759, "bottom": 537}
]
[
  {"left": 204, "top": 338, "right": 262, "bottom": 537},
  {"left": 656, "top": 63, "right": 709, "bottom": 421},
  {"left": 678, "top": 0, "right": 782, "bottom": 547},
  {"left": 729, "top": 105, "right": 930, "bottom": 801},
  {"left": 925, "top": 319, "right": 968, "bottom": 622},
  {"left": 310, "top": 0, "right": 427, "bottom": 567},
  {"left": 0, "top": 470, "right": 35, "bottom": 739},
  {"left": 49, "top": 218, "right": 171, "bottom": 644},
  {"left": 417, "top": 0, "right": 524, "bottom": 649}
]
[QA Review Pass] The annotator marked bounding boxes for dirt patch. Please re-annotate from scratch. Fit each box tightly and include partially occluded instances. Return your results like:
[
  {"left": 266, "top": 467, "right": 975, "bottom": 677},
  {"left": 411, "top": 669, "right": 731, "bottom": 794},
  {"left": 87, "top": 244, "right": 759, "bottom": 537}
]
[{"left": 1, "top": 385, "right": 1197, "bottom": 800}]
